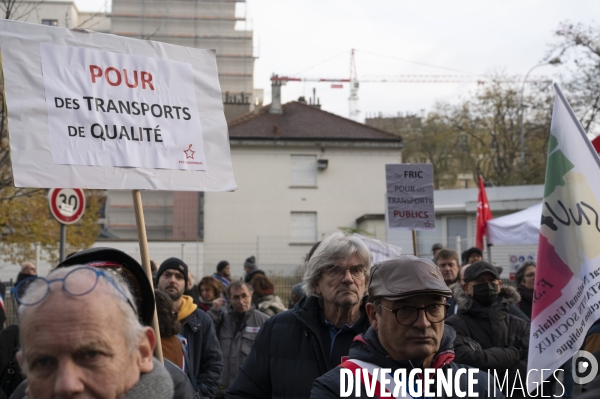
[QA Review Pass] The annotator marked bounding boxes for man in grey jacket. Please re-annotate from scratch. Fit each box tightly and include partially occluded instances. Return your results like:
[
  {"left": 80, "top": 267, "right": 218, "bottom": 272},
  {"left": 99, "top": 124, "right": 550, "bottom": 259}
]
[{"left": 215, "top": 281, "right": 269, "bottom": 397}]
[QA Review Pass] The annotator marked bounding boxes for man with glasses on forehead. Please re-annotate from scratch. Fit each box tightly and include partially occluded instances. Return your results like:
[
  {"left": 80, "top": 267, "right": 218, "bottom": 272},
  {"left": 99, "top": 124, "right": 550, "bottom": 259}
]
[
  {"left": 13, "top": 265, "right": 174, "bottom": 399},
  {"left": 311, "top": 255, "right": 502, "bottom": 398},
  {"left": 228, "top": 232, "right": 372, "bottom": 399}
]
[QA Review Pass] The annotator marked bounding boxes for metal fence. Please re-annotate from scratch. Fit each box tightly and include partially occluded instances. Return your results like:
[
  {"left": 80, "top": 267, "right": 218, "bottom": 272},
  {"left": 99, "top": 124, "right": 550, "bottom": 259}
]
[
  {"left": 4, "top": 284, "right": 18, "bottom": 327},
  {"left": 1, "top": 272, "right": 306, "bottom": 328}
]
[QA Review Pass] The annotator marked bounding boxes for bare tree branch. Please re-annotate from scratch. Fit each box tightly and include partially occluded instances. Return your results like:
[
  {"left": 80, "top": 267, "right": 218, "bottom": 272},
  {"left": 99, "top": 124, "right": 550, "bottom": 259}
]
[
  {"left": 141, "top": 22, "right": 163, "bottom": 40},
  {"left": 74, "top": 0, "right": 107, "bottom": 29}
]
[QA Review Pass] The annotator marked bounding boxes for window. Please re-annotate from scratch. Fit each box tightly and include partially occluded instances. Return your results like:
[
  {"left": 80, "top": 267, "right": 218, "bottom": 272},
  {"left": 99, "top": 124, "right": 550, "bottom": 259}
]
[
  {"left": 416, "top": 216, "right": 442, "bottom": 256},
  {"left": 41, "top": 19, "right": 58, "bottom": 26},
  {"left": 291, "top": 155, "right": 317, "bottom": 186},
  {"left": 291, "top": 212, "right": 317, "bottom": 243},
  {"left": 447, "top": 216, "right": 468, "bottom": 254}
]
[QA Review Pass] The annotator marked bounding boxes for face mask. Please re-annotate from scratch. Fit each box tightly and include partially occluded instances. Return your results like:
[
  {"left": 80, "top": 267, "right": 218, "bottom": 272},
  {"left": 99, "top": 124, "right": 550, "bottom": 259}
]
[{"left": 471, "top": 282, "right": 499, "bottom": 307}]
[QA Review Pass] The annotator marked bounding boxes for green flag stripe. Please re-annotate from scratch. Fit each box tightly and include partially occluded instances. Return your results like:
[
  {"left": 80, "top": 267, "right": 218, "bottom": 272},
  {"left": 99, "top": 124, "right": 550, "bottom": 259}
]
[
  {"left": 548, "top": 133, "right": 559, "bottom": 153},
  {"left": 544, "top": 146, "right": 574, "bottom": 198}
]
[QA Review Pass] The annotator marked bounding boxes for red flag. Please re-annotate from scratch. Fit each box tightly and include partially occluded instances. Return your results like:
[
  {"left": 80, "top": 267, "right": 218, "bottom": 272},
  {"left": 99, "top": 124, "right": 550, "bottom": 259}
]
[
  {"left": 475, "top": 175, "right": 493, "bottom": 250},
  {"left": 592, "top": 135, "right": 600, "bottom": 154}
]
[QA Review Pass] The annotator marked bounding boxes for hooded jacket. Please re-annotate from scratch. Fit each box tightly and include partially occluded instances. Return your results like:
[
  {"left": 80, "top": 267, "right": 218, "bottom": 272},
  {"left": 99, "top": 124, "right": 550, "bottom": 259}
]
[
  {"left": 311, "top": 326, "right": 504, "bottom": 398},
  {"left": 178, "top": 295, "right": 223, "bottom": 398},
  {"left": 445, "top": 285, "right": 530, "bottom": 398},
  {"left": 254, "top": 294, "right": 287, "bottom": 316},
  {"left": 447, "top": 283, "right": 531, "bottom": 322},
  {"left": 227, "top": 295, "right": 370, "bottom": 399}
]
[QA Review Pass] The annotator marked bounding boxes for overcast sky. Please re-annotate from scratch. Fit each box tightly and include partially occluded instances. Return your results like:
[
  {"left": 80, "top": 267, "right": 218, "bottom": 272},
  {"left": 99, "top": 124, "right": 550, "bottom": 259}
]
[{"left": 76, "top": 0, "right": 600, "bottom": 122}]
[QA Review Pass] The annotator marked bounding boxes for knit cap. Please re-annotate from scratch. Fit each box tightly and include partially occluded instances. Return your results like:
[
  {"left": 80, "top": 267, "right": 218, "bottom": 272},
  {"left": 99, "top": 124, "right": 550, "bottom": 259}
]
[
  {"left": 244, "top": 256, "right": 257, "bottom": 271},
  {"left": 157, "top": 258, "right": 189, "bottom": 287}
]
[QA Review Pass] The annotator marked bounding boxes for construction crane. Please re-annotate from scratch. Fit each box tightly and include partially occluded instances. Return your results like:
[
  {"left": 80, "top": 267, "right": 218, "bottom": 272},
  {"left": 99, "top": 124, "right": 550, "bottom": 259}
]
[
  {"left": 271, "top": 49, "right": 548, "bottom": 121},
  {"left": 271, "top": 49, "right": 483, "bottom": 121}
]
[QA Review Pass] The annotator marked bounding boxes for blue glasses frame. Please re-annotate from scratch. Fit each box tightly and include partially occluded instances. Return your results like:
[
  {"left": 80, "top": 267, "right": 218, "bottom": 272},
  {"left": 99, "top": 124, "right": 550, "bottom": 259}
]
[{"left": 12, "top": 266, "right": 137, "bottom": 314}]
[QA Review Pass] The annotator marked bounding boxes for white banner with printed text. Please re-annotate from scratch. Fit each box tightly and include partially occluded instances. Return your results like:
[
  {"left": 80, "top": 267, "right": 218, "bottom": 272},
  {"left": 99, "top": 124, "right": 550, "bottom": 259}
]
[
  {"left": 0, "top": 19, "right": 236, "bottom": 191},
  {"left": 40, "top": 44, "right": 206, "bottom": 170}
]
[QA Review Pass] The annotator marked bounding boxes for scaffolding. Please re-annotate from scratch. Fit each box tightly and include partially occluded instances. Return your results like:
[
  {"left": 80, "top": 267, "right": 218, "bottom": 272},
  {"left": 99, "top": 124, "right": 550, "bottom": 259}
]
[{"left": 111, "top": 0, "right": 254, "bottom": 99}]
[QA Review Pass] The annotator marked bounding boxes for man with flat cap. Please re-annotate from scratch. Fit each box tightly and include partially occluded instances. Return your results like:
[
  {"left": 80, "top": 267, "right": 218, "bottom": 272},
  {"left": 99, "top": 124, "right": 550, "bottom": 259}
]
[
  {"left": 311, "top": 255, "right": 503, "bottom": 398},
  {"left": 446, "top": 261, "right": 529, "bottom": 398}
]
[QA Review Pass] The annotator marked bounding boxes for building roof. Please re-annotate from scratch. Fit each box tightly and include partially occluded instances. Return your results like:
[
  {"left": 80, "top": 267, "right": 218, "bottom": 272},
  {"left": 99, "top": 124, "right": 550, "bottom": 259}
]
[{"left": 228, "top": 101, "right": 403, "bottom": 142}]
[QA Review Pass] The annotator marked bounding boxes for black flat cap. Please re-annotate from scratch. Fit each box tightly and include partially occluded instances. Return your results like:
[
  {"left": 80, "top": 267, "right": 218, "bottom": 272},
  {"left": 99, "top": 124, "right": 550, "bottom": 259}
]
[{"left": 56, "top": 247, "right": 155, "bottom": 327}]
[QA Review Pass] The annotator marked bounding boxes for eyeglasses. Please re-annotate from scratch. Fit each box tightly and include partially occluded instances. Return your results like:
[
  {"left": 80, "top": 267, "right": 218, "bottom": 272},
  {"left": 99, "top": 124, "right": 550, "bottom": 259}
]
[
  {"left": 12, "top": 266, "right": 137, "bottom": 315},
  {"left": 231, "top": 293, "right": 251, "bottom": 301},
  {"left": 323, "top": 265, "right": 365, "bottom": 279},
  {"left": 377, "top": 302, "right": 449, "bottom": 326}
]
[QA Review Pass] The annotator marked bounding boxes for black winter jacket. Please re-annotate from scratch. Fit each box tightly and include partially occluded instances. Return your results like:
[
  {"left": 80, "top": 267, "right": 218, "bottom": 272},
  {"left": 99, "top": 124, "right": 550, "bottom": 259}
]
[
  {"left": 180, "top": 308, "right": 223, "bottom": 398},
  {"left": 226, "top": 296, "right": 370, "bottom": 399},
  {"left": 447, "top": 283, "right": 531, "bottom": 322},
  {"left": 445, "top": 285, "right": 530, "bottom": 398},
  {"left": 311, "top": 326, "right": 505, "bottom": 398}
]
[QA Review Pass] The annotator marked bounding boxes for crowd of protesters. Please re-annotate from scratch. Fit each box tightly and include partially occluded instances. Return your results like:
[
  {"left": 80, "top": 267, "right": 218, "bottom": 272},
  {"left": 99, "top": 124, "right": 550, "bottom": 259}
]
[{"left": 0, "top": 235, "right": 599, "bottom": 398}]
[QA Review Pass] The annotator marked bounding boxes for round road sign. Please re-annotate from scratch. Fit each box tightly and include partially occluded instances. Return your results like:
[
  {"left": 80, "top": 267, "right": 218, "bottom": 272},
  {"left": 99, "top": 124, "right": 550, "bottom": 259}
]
[{"left": 48, "top": 188, "right": 86, "bottom": 225}]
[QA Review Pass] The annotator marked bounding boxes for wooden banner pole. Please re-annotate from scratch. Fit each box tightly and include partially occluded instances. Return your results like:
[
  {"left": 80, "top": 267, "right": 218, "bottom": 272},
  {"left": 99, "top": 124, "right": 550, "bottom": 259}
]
[
  {"left": 132, "top": 189, "right": 164, "bottom": 363},
  {"left": 412, "top": 230, "right": 418, "bottom": 257}
]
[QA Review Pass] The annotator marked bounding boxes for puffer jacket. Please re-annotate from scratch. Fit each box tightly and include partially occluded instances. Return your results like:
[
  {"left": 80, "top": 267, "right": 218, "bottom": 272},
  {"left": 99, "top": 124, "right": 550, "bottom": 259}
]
[
  {"left": 447, "top": 283, "right": 531, "bottom": 322},
  {"left": 216, "top": 307, "right": 269, "bottom": 397},
  {"left": 445, "top": 285, "right": 530, "bottom": 398},
  {"left": 254, "top": 294, "right": 286, "bottom": 316},
  {"left": 227, "top": 295, "right": 370, "bottom": 399},
  {"left": 311, "top": 326, "right": 505, "bottom": 398}
]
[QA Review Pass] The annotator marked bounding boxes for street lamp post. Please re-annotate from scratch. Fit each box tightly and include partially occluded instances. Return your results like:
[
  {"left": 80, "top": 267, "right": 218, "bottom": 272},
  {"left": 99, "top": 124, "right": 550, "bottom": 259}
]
[{"left": 520, "top": 58, "right": 561, "bottom": 167}]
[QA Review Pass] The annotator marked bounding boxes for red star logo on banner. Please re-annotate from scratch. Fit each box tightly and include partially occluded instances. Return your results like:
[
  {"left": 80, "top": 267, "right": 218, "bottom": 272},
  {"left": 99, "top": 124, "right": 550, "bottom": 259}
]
[{"left": 184, "top": 144, "right": 195, "bottom": 159}]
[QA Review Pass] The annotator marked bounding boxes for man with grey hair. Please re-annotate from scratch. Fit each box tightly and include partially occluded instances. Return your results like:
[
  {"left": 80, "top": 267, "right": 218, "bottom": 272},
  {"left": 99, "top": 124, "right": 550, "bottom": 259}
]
[
  {"left": 228, "top": 232, "right": 372, "bottom": 399},
  {"left": 16, "top": 261, "right": 36, "bottom": 284},
  {"left": 14, "top": 265, "right": 174, "bottom": 398}
]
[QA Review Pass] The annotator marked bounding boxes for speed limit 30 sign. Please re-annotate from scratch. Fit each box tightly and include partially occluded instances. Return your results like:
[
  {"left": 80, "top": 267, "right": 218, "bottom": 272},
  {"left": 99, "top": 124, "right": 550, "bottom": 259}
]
[{"left": 48, "top": 188, "right": 85, "bottom": 224}]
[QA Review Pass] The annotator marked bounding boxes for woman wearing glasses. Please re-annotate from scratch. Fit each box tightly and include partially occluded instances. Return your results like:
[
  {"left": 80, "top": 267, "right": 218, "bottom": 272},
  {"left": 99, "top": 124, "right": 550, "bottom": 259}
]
[{"left": 515, "top": 261, "right": 536, "bottom": 319}]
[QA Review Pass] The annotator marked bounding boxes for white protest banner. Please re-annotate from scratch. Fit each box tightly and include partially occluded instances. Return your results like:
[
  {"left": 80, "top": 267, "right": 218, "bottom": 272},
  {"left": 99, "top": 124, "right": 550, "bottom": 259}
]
[
  {"left": 40, "top": 44, "right": 206, "bottom": 170},
  {"left": 1, "top": 19, "right": 236, "bottom": 191},
  {"left": 385, "top": 164, "right": 435, "bottom": 230},
  {"left": 527, "top": 84, "right": 600, "bottom": 392},
  {"left": 352, "top": 234, "right": 402, "bottom": 265}
]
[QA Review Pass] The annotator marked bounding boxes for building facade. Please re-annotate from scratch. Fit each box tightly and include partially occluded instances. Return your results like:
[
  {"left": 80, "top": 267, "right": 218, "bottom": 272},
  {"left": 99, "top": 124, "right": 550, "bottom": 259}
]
[
  {"left": 101, "top": 0, "right": 255, "bottom": 240},
  {"left": 15, "top": 1, "right": 110, "bottom": 31},
  {"left": 203, "top": 90, "right": 404, "bottom": 276},
  {"left": 110, "top": 0, "right": 254, "bottom": 121}
]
